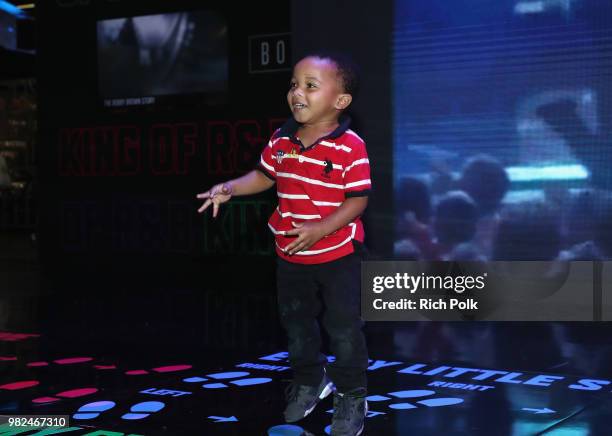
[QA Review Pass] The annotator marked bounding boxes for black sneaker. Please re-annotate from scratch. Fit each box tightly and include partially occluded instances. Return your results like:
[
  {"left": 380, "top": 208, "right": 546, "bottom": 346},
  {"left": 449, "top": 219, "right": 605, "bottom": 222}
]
[
  {"left": 283, "top": 373, "right": 334, "bottom": 422},
  {"left": 331, "top": 387, "right": 368, "bottom": 436}
]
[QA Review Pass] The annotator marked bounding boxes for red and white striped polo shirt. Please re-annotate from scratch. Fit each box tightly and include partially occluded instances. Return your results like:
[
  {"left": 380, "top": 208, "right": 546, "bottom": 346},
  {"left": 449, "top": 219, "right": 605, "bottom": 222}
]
[{"left": 257, "top": 116, "right": 371, "bottom": 264}]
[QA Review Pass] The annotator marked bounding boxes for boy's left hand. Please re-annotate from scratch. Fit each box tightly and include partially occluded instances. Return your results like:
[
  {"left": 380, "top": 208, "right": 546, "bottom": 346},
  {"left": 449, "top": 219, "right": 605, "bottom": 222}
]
[{"left": 283, "top": 221, "right": 327, "bottom": 255}]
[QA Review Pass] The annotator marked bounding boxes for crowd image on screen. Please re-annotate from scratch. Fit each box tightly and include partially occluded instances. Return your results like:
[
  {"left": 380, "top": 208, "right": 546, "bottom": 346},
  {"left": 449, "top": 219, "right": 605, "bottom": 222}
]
[{"left": 394, "top": 148, "right": 612, "bottom": 261}]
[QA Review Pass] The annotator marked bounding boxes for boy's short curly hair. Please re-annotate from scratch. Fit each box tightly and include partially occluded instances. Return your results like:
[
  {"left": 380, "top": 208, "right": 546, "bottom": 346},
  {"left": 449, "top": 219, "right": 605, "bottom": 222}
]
[{"left": 299, "top": 50, "right": 360, "bottom": 96}]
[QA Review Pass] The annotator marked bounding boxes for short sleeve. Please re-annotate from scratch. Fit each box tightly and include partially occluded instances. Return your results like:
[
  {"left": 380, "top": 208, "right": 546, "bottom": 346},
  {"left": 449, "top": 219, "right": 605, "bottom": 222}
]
[
  {"left": 256, "top": 129, "right": 280, "bottom": 180},
  {"left": 343, "top": 141, "right": 371, "bottom": 198}
]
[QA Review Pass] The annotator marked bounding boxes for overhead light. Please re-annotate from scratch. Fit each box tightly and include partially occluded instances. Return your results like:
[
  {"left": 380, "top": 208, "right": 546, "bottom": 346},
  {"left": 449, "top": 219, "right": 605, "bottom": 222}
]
[
  {"left": 18, "top": 3, "right": 35, "bottom": 9},
  {"left": 0, "top": 1, "right": 28, "bottom": 18},
  {"left": 514, "top": 0, "right": 575, "bottom": 15},
  {"left": 515, "top": 1, "right": 545, "bottom": 14},
  {"left": 506, "top": 164, "right": 589, "bottom": 182}
]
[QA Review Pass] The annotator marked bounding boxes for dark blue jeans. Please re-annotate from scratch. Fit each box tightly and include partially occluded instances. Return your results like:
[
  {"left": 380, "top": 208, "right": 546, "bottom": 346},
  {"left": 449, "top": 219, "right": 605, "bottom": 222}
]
[{"left": 276, "top": 248, "right": 368, "bottom": 392}]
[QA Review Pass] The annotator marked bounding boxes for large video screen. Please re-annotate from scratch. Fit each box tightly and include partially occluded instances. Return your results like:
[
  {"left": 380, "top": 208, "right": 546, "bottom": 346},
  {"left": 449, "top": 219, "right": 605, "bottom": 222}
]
[
  {"left": 97, "top": 10, "right": 228, "bottom": 106},
  {"left": 393, "top": 0, "right": 612, "bottom": 261}
]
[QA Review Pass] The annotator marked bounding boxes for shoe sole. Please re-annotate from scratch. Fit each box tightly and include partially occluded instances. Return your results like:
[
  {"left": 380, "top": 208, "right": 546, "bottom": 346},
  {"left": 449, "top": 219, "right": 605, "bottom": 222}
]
[{"left": 303, "top": 381, "right": 334, "bottom": 418}]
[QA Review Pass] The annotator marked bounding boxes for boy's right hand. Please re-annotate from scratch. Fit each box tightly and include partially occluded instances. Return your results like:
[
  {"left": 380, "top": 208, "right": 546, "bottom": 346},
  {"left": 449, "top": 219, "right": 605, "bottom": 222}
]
[{"left": 196, "top": 183, "right": 233, "bottom": 218}]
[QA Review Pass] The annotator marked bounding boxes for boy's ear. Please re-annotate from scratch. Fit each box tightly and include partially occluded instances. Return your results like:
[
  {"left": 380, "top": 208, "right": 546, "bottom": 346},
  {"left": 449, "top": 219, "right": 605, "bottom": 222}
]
[{"left": 335, "top": 94, "right": 352, "bottom": 110}]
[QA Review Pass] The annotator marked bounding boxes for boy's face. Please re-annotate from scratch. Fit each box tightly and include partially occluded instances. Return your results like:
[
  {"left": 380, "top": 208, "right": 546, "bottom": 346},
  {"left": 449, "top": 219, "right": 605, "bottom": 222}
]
[{"left": 287, "top": 56, "right": 352, "bottom": 126}]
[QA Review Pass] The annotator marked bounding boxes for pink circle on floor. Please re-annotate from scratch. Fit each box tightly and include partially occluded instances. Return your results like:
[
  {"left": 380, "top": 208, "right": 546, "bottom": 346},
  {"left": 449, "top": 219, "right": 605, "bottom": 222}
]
[
  {"left": 54, "top": 357, "right": 93, "bottom": 365},
  {"left": 57, "top": 388, "right": 98, "bottom": 398},
  {"left": 32, "top": 397, "right": 60, "bottom": 404},
  {"left": 0, "top": 380, "right": 39, "bottom": 390},
  {"left": 126, "top": 370, "right": 149, "bottom": 375},
  {"left": 153, "top": 365, "right": 192, "bottom": 373}
]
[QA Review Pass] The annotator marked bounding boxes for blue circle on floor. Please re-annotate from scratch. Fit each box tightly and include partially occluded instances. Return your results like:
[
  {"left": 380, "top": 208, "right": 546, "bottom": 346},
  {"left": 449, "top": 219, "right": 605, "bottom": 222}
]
[{"left": 268, "top": 424, "right": 305, "bottom": 436}]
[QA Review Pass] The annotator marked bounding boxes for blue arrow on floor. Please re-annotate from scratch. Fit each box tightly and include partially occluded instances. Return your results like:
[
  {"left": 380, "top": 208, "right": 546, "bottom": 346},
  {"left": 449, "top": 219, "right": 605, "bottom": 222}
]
[
  {"left": 208, "top": 415, "right": 238, "bottom": 422},
  {"left": 522, "top": 407, "right": 555, "bottom": 414}
]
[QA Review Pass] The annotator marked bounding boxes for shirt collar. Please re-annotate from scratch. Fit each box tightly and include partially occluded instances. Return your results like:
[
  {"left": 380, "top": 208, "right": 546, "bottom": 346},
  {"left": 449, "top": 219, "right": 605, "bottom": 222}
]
[{"left": 277, "top": 114, "right": 352, "bottom": 146}]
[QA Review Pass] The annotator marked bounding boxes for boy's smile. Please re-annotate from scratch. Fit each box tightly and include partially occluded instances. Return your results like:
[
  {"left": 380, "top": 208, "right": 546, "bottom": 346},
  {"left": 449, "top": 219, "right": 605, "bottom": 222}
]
[{"left": 287, "top": 56, "right": 351, "bottom": 130}]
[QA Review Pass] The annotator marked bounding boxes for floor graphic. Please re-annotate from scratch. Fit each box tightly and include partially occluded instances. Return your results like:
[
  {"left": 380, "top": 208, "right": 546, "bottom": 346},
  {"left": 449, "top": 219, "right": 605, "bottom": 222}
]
[
  {"left": 2, "top": 332, "right": 612, "bottom": 435},
  {"left": 73, "top": 401, "right": 166, "bottom": 421}
]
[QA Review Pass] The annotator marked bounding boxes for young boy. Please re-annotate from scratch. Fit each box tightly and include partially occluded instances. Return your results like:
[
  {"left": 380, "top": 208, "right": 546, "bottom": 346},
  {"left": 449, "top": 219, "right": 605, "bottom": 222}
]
[{"left": 197, "top": 53, "right": 370, "bottom": 436}]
